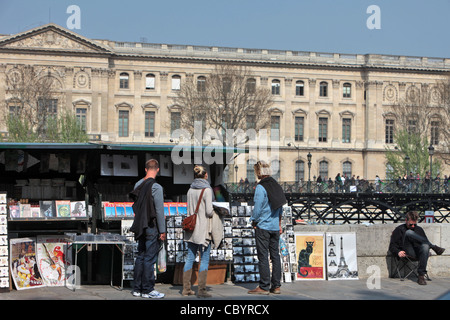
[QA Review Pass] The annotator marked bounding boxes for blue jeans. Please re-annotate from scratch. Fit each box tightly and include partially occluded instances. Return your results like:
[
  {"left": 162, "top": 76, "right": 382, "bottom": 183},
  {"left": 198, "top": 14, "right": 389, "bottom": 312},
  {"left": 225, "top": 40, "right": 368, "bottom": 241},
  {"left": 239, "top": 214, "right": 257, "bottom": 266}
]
[
  {"left": 183, "top": 242, "right": 211, "bottom": 273},
  {"left": 133, "top": 226, "right": 159, "bottom": 294},
  {"left": 404, "top": 229, "right": 432, "bottom": 275}
]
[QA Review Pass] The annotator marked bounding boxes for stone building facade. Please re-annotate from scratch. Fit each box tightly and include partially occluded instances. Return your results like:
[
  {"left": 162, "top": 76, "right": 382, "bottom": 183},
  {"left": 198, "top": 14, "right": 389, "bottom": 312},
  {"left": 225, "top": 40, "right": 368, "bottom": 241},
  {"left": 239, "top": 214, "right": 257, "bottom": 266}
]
[{"left": 0, "top": 24, "right": 449, "bottom": 183}]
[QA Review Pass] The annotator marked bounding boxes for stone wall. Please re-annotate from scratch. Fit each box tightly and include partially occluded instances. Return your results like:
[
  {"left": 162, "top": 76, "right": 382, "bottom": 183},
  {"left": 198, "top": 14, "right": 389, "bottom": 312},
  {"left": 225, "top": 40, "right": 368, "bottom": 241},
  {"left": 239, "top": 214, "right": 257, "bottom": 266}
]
[{"left": 293, "top": 223, "right": 450, "bottom": 278}]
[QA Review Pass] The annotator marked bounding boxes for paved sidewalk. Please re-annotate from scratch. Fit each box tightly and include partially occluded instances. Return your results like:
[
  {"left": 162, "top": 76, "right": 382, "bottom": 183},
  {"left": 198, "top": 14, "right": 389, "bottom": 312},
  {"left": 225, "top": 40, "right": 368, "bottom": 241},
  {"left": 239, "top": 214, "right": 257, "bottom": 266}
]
[{"left": 1, "top": 277, "right": 449, "bottom": 300}]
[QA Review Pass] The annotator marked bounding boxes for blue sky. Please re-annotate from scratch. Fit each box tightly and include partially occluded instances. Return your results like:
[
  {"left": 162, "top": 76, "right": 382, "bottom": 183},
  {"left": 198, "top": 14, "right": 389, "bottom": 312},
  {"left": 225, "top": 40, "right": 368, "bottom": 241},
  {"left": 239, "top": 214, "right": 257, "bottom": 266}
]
[{"left": 0, "top": 0, "right": 449, "bottom": 58}]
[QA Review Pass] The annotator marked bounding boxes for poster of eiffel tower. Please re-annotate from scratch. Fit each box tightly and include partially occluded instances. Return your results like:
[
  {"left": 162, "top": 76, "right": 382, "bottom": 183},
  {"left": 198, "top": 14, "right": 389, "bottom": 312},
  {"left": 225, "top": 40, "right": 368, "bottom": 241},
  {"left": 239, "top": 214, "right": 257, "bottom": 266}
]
[{"left": 326, "top": 232, "right": 359, "bottom": 280}]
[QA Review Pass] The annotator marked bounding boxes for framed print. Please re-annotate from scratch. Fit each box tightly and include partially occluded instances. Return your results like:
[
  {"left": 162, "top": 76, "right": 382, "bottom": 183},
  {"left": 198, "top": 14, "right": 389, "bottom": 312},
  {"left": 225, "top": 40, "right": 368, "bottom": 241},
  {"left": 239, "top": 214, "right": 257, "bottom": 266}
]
[
  {"left": 100, "top": 154, "right": 114, "bottom": 176},
  {"left": 113, "top": 154, "right": 138, "bottom": 177},
  {"left": 173, "top": 163, "right": 194, "bottom": 184},
  {"left": 159, "top": 155, "right": 173, "bottom": 177}
]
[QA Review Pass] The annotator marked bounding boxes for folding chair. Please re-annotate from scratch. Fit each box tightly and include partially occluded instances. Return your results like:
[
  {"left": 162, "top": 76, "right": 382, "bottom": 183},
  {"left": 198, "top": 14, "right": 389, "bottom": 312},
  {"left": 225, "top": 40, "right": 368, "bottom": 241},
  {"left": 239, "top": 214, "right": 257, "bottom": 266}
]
[
  {"left": 392, "top": 254, "right": 431, "bottom": 282},
  {"left": 393, "top": 255, "right": 418, "bottom": 280}
]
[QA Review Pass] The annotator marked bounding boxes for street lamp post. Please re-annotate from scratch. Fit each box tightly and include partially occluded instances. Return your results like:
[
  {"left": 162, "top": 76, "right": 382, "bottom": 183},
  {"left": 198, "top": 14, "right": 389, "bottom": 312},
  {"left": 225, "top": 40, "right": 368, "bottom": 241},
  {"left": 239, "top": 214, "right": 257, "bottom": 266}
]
[
  {"left": 404, "top": 155, "right": 410, "bottom": 192},
  {"left": 307, "top": 152, "right": 312, "bottom": 221},
  {"left": 404, "top": 155, "right": 410, "bottom": 175},
  {"left": 307, "top": 152, "right": 312, "bottom": 193},
  {"left": 288, "top": 142, "right": 300, "bottom": 184},
  {"left": 428, "top": 144, "right": 434, "bottom": 192}
]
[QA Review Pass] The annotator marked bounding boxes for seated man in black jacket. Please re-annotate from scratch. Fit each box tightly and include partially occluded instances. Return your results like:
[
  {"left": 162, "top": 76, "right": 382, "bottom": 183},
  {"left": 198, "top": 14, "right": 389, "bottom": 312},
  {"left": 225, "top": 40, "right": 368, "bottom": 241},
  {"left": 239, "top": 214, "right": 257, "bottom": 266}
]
[{"left": 389, "top": 211, "right": 445, "bottom": 285}]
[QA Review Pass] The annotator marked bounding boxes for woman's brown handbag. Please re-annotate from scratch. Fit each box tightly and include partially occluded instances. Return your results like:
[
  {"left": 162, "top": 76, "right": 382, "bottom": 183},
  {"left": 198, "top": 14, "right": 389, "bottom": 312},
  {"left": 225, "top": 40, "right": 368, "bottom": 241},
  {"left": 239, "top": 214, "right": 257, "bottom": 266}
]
[{"left": 182, "top": 188, "right": 206, "bottom": 231}]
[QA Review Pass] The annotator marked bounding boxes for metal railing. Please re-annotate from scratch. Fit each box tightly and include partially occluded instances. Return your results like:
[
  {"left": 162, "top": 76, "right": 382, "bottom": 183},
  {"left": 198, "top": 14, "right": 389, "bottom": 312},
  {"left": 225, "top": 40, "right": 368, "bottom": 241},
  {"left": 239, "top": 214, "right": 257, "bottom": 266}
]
[
  {"left": 224, "top": 179, "right": 450, "bottom": 224},
  {"left": 224, "top": 178, "right": 450, "bottom": 194}
]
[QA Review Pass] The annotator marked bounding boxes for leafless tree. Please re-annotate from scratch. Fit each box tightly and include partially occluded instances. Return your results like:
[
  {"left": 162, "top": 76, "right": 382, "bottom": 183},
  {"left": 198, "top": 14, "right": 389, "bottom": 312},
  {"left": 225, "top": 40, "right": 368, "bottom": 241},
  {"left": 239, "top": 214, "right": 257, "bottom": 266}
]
[
  {"left": 434, "top": 77, "right": 450, "bottom": 164},
  {"left": 3, "top": 65, "right": 55, "bottom": 140},
  {"left": 2, "top": 64, "right": 87, "bottom": 142},
  {"left": 172, "top": 64, "right": 273, "bottom": 146},
  {"left": 388, "top": 76, "right": 450, "bottom": 166},
  {"left": 389, "top": 84, "right": 434, "bottom": 135}
]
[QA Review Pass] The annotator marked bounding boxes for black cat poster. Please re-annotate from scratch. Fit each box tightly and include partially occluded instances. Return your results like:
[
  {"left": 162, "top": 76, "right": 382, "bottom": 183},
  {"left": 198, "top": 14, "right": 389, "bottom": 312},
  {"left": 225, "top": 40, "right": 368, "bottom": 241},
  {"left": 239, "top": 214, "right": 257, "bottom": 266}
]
[{"left": 295, "top": 233, "right": 326, "bottom": 280}]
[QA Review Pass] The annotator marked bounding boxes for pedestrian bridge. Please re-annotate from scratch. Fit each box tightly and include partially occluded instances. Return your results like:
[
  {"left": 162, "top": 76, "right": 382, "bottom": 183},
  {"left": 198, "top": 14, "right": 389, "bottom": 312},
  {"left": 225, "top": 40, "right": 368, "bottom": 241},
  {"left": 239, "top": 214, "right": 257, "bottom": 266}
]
[{"left": 224, "top": 179, "right": 450, "bottom": 224}]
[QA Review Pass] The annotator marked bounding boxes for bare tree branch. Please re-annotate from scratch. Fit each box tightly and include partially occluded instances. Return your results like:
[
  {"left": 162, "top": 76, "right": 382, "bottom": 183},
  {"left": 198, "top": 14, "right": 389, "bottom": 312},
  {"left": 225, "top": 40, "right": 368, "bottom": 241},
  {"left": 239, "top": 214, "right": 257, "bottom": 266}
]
[
  {"left": 2, "top": 64, "right": 87, "bottom": 142},
  {"left": 390, "top": 84, "right": 434, "bottom": 134},
  {"left": 172, "top": 64, "right": 273, "bottom": 146},
  {"left": 435, "top": 77, "right": 450, "bottom": 164},
  {"left": 388, "top": 76, "right": 450, "bottom": 167}
]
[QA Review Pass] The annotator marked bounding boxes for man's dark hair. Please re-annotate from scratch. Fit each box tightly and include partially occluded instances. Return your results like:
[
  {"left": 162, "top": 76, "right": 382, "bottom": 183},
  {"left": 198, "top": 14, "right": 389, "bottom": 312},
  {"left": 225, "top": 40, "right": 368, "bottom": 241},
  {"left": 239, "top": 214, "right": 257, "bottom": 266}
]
[{"left": 406, "top": 211, "right": 419, "bottom": 221}]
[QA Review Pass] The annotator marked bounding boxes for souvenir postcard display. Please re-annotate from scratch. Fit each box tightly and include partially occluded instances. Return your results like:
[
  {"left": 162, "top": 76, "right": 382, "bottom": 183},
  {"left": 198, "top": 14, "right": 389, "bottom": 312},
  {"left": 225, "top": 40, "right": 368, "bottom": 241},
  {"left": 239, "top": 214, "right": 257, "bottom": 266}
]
[
  {"left": 166, "top": 215, "right": 184, "bottom": 263},
  {"left": 210, "top": 202, "right": 232, "bottom": 263},
  {"left": 231, "top": 204, "right": 296, "bottom": 284},
  {"left": 166, "top": 203, "right": 233, "bottom": 265},
  {"left": 280, "top": 206, "right": 296, "bottom": 282},
  {"left": 121, "top": 220, "right": 136, "bottom": 281},
  {"left": 0, "top": 193, "right": 9, "bottom": 290},
  {"left": 231, "top": 205, "right": 259, "bottom": 283}
]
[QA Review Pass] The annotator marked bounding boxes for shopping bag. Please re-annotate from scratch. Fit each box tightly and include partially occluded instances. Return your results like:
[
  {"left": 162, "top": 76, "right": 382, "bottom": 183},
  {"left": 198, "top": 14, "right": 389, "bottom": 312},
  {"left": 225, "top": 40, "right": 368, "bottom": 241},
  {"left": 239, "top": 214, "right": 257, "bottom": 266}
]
[{"left": 157, "top": 242, "right": 167, "bottom": 273}]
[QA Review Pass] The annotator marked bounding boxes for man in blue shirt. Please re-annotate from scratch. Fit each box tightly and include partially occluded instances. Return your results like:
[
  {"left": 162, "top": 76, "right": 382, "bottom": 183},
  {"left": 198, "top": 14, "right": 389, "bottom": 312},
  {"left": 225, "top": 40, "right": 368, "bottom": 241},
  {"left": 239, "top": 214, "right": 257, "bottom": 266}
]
[{"left": 248, "top": 161, "right": 287, "bottom": 295}]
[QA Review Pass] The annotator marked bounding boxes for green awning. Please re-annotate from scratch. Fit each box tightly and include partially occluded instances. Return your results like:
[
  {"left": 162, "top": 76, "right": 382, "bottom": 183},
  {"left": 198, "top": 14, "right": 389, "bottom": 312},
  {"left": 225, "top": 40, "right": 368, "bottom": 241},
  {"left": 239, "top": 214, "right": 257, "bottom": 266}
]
[
  {"left": 103, "top": 143, "right": 247, "bottom": 153},
  {"left": 0, "top": 142, "right": 103, "bottom": 150},
  {"left": 0, "top": 142, "right": 247, "bottom": 153}
]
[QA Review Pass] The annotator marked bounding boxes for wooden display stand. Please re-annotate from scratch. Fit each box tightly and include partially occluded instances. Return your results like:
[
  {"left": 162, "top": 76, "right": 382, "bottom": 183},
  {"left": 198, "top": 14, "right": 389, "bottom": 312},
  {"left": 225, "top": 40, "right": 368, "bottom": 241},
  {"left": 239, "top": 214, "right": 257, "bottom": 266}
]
[{"left": 173, "top": 263, "right": 227, "bottom": 285}]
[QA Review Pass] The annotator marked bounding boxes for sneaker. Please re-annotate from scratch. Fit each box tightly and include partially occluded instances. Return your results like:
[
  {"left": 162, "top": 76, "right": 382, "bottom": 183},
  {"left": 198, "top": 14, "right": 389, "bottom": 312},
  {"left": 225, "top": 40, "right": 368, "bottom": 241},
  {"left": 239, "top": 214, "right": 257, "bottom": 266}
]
[
  {"left": 248, "top": 286, "right": 269, "bottom": 295},
  {"left": 131, "top": 291, "right": 141, "bottom": 297},
  {"left": 142, "top": 290, "right": 165, "bottom": 299}
]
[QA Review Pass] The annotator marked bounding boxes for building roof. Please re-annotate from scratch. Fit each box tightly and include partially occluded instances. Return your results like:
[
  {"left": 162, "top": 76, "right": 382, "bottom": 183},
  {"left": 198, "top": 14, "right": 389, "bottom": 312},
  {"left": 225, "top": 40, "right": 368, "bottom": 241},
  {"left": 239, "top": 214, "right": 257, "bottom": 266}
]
[{"left": 1, "top": 23, "right": 449, "bottom": 72}]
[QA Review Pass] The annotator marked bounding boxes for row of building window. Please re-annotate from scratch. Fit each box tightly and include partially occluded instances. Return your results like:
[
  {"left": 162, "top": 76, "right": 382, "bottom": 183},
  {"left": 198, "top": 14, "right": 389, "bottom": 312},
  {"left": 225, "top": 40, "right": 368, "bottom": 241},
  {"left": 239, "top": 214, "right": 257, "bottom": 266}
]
[
  {"left": 230, "top": 159, "right": 354, "bottom": 183},
  {"left": 118, "top": 72, "right": 354, "bottom": 99},
  {"left": 120, "top": 73, "right": 180, "bottom": 91},
  {"left": 384, "top": 119, "right": 440, "bottom": 145},
  {"left": 114, "top": 111, "right": 442, "bottom": 146},
  {"left": 118, "top": 110, "right": 156, "bottom": 138},
  {"left": 7, "top": 101, "right": 440, "bottom": 145},
  {"left": 294, "top": 116, "right": 351, "bottom": 143}
]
